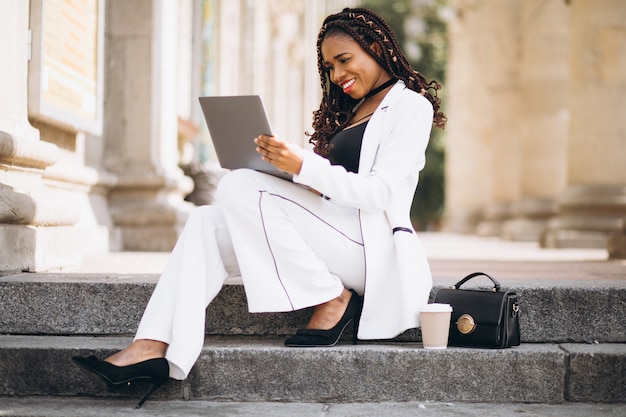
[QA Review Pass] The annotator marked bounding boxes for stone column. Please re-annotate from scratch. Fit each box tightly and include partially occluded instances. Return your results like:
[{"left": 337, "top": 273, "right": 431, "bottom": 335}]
[
  {"left": 216, "top": 0, "right": 243, "bottom": 95},
  {"left": 542, "top": 0, "right": 626, "bottom": 258},
  {"left": 502, "top": 0, "right": 569, "bottom": 241},
  {"left": 0, "top": 1, "right": 81, "bottom": 272},
  {"left": 443, "top": 0, "right": 490, "bottom": 233},
  {"left": 105, "top": 0, "right": 193, "bottom": 251},
  {"left": 444, "top": 0, "right": 521, "bottom": 235},
  {"left": 474, "top": 0, "right": 521, "bottom": 237}
]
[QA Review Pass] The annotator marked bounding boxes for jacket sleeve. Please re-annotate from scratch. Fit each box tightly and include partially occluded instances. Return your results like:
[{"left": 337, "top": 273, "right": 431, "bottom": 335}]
[{"left": 293, "top": 92, "right": 433, "bottom": 211}]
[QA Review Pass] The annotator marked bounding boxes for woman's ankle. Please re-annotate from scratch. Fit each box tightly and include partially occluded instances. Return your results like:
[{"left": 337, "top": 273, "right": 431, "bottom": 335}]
[
  {"left": 306, "top": 288, "right": 352, "bottom": 330},
  {"left": 105, "top": 339, "right": 168, "bottom": 366}
]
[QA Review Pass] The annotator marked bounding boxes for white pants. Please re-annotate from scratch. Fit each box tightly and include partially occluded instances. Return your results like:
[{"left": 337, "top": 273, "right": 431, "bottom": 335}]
[{"left": 135, "top": 169, "right": 366, "bottom": 379}]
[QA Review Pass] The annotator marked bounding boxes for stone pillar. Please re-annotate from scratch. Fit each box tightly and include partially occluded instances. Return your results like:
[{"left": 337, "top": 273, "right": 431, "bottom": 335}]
[
  {"left": 502, "top": 0, "right": 569, "bottom": 241},
  {"left": 443, "top": 0, "right": 490, "bottom": 233},
  {"left": 0, "top": 1, "right": 82, "bottom": 272},
  {"left": 105, "top": 0, "right": 193, "bottom": 251},
  {"left": 444, "top": 0, "right": 521, "bottom": 235},
  {"left": 268, "top": 1, "right": 304, "bottom": 144},
  {"left": 474, "top": 0, "right": 521, "bottom": 237},
  {"left": 542, "top": 0, "right": 626, "bottom": 258}
]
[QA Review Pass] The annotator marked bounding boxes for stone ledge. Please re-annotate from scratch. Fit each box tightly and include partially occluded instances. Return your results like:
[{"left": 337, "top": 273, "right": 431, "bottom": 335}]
[
  {"left": 189, "top": 339, "right": 566, "bottom": 403},
  {"left": 0, "top": 335, "right": 626, "bottom": 403},
  {"left": 0, "top": 275, "right": 624, "bottom": 343},
  {"left": 562, "top": 343, "right": 626, "bottom": 402},
  {"left": 0, "top": 335, "right": 576, "bottom": 403},
  {"left": 1, "top": 336, "right": 623, "bottom": 403},
  {"left": 0, "top": 129, "right": 59, "bottom": 168},
  {"left": 0, "top": 225, "right": 87, "bottom": 272}
]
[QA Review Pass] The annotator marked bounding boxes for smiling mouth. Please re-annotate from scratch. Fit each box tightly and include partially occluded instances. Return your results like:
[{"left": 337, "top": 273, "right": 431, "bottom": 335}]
[{"left": 340, "top": 79, "right": 355, "bottom": 92}]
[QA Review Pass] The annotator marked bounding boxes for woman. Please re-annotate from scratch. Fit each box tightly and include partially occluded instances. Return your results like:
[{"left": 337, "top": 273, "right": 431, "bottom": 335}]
[{"left": 72, "top": 7, "right": 446, "bottom": 408}]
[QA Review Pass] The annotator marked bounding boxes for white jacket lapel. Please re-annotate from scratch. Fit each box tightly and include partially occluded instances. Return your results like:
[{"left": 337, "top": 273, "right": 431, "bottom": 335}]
[{"left": 358, "top": 80, "right": 404, "bottom": 174}]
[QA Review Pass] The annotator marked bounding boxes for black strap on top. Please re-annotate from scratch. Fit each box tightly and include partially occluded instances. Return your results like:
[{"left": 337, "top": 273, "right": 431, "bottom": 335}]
[
  {"left": 364, "top": 78, "right": 397, "bottom": 99},
  {"left": 453, "top": 272, "right": 501, "bottom": 292}
]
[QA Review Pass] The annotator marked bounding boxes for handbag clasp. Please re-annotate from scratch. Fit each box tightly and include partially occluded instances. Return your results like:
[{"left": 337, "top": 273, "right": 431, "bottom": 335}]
[{"left": 456, "top": 314, "right": 476, "bottom": 335}]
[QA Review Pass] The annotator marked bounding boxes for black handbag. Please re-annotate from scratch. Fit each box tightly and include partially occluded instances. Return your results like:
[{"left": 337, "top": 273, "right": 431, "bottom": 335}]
[{"left": 433, "top": 272, "right": 521, "bottom": 348}]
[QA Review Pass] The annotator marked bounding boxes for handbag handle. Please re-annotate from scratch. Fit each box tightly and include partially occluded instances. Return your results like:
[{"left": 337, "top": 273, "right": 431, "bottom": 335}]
[{"left": 453, "top": 272, "right": 501, "bottom": 292}]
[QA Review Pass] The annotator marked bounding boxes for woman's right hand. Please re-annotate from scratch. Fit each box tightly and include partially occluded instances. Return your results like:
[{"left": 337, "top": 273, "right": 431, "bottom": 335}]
[{"left": 254, "top": 135, "right": 304, "bottom": 175}]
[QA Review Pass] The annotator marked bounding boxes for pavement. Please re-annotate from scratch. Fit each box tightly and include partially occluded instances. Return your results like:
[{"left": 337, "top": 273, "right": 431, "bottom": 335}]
[
  {"left": 57, "top": 231, "right": 616, "bottom": 274},
  {"left": 0, "top": 397, "right": 625, "bottom": 417},
  {"left": 52, "top": 231, "right": 625, "bottom": 289}
]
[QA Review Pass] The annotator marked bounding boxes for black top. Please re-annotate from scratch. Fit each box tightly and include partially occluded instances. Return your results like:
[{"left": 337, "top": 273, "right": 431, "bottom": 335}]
[{"left": 326, "top": 121, "right": 368, "bottom": 173}]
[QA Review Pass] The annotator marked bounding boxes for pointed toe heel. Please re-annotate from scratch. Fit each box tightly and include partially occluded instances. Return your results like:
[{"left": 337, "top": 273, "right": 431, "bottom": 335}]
[
  {"left": 285, "top": 289, "right": 363, "bottom": 347},
  {"left": 71, "top": 355, "right": 169, "bottom": 408}
]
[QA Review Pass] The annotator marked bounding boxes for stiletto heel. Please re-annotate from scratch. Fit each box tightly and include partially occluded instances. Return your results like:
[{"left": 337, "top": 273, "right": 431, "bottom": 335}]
[
  {"left": 285, "top": 289, "right": 363, "bottom": 347},
  {"left": 136, "top": 380, "right": 166, "bottom": 409},
  {"left": 352, "top": 312, "right": 361, "bottom": 345},
  {"left": 71, "top": 355, "right": 169, "bottom": 408}
]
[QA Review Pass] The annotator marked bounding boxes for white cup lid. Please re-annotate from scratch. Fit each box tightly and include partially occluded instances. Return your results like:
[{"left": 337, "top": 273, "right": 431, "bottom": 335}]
[{"left": 420, "top": 303, "right": 453, "bottom": 313}]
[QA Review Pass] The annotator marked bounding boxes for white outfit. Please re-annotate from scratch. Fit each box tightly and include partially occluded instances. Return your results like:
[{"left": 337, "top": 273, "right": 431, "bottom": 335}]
[{"left": 135, "top": 80, "right": 434, "bottom": 380}]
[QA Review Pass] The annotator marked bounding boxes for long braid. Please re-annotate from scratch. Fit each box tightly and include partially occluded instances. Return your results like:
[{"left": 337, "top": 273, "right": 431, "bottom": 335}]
[{"left": 308, "top": 8, "right": 447, "bottom": 155}]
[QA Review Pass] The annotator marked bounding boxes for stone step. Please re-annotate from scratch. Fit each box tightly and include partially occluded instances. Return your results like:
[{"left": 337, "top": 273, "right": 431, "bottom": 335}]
[
  {"left": 1, "top": 272, "right": 625, "bottom": 343},
  {"left": 0, "top": 335, "right": 624, "bottom": 404}
]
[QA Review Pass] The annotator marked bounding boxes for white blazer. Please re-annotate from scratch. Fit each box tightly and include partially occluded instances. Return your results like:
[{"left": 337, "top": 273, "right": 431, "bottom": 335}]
[{"left": 294, "top": 80, "right": 434, "bottom": 339}]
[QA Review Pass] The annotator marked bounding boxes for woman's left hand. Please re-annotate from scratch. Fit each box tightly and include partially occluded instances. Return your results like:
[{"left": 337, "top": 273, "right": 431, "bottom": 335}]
[{"left": 255, "top": 135, "right": 303, "bottom": 175}]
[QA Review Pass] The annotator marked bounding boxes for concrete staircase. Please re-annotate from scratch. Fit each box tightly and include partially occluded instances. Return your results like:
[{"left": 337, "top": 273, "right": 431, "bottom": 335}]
[{"left": 0, "top": 235, "right": 624, "bottom": 411}]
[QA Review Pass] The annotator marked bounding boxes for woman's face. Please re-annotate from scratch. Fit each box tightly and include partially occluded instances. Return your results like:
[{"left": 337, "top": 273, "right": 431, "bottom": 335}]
[{"left": 321, "top": 33, "right": 392, "bottom": 100}]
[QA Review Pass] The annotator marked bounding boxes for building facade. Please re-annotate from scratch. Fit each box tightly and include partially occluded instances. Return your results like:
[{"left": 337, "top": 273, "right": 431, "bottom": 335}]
[
  {"left": 443, "top": 0, "right": 626, "bottom": 258},
  {"left": 0, "top": 0, "right": 352, "bottom": 273},
  {"left": 1, "top": 0, "right": 624, "bottom": 274}
]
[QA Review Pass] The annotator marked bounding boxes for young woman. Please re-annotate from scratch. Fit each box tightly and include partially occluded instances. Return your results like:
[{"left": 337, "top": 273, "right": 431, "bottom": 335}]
[{"left": 72, "top": 7, "right": 446, "bottom": 408}]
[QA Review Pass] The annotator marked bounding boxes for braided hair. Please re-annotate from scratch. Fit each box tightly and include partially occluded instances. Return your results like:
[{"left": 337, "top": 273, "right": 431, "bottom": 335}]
[{"left": 308, "top": 8, "right": 447, "bottom": 155}]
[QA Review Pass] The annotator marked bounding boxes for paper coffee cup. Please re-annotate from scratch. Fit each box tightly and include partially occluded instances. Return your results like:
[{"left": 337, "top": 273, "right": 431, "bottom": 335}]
[{"left": 419, "top": 303, "right": 453, "bottom": 349}]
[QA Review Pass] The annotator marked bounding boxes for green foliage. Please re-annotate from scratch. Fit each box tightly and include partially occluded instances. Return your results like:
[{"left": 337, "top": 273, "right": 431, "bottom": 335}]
[{"left": 360, "top": 0, "right": 448, "bottom": 230}]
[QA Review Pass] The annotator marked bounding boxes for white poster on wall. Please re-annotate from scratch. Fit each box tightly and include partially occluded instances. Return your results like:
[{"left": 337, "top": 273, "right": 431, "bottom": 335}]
[{"left": 28, "top": 0, "right": 104, "bottom": 135}]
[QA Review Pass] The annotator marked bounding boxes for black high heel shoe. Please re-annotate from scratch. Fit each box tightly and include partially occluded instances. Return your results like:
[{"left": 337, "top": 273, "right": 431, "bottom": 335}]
[
  {"left": 71, "top": 355, "right": 169, "bottom": 408},
  {"left": 284, "top": 289, "right": 363, "bottom": 347}
]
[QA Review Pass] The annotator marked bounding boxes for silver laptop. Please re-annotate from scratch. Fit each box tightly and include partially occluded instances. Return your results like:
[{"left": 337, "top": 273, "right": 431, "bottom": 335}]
[{"left": 198, "top": 95, "right": 292, "bottom": 180}]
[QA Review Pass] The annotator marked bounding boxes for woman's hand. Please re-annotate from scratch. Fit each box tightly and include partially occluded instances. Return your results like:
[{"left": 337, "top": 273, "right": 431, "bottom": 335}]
[{"left": 255, "top": 135, "right": 303, "bottom": 175}]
